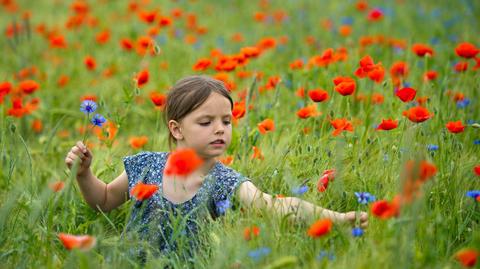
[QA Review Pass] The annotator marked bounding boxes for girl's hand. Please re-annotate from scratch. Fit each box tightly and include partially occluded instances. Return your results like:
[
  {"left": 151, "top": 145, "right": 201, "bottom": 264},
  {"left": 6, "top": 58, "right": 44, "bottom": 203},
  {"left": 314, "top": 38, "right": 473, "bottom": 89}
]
[
  {"left": 342, "top": 211, "right": 368, "bottom": 228},
  {"left": 65, "top": 141, "right": 93, "bottom": 177}
]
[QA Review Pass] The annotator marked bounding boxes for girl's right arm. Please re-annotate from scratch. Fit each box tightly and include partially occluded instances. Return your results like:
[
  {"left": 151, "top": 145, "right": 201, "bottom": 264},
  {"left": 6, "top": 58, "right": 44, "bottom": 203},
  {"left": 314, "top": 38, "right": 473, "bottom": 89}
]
[{"left": 65, "top": 141, "right": 129, "bottom": 212}]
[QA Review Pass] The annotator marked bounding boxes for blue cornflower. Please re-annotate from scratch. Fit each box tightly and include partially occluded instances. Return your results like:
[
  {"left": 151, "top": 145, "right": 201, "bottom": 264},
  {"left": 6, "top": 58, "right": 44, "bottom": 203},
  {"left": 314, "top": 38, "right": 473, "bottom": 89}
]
[
  {"left": 215, "top": 199, "right": 231, "bottom": 215},
  {"left": 474, "top": 139, "right": 480, "bottom": 145},
  {"left": 355, "top": 192, "right": 376, "bottom": 205},
  {"left": 466, "top": 190, "right": 480, "bottom": 200},
  {"left": 403, "top": 81, "right": 412, "bottom": 88},
  {"left": 91, "top": 114, "right": 106, "bottom": 127},
  {"left": 456, "top": 99, "right": 470, "bottom": 109},
  {"left": 316, "top": 250, "right": 335, "bottom": 261},
  {"left": 427, "top": 144, "right": 439, "bottom": 151},
  {"left": 248, "top": 247, "right": 271, "bottom": 261},
  {"left": 352, "top": 227, "right": 364, "bottom": 237},
  {"left": 467, "top": 119, "right": 477, "bottom": 125},
  {"left": 80, "top": 100, "right": 97, "bottom": 114},
  {"left": 292, "top": 185, "right": 308, "bottom": 196}
]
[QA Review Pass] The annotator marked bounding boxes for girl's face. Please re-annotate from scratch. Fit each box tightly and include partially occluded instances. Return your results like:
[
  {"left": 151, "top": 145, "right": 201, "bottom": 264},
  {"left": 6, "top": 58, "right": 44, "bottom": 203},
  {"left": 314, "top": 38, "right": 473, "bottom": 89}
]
[{"left": 170, "top": 92, "right": 232, "bottom": 160}]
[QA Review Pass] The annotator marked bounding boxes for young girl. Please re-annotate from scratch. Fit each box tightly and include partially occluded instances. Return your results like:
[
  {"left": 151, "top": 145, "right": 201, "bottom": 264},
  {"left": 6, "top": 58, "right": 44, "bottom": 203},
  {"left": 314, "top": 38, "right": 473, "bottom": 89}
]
[{"left": 65, "top": 75, "right": 368, "bottom": 260}]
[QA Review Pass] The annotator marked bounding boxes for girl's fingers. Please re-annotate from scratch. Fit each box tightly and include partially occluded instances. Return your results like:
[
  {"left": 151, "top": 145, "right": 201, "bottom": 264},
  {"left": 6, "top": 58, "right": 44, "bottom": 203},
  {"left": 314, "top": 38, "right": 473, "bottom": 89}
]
[
  {"left": 71, "top": 146, "right": 86, "bottom": 159},
  {"left": 76, "top": 141, "right": 87, "bottom": 153}
]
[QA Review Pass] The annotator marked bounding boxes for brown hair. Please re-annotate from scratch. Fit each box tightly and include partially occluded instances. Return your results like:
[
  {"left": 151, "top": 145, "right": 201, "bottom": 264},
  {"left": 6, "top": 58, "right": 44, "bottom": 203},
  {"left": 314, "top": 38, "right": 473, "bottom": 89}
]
[{"left": 164, "top": 75, "right": 233, "bottom": 149}]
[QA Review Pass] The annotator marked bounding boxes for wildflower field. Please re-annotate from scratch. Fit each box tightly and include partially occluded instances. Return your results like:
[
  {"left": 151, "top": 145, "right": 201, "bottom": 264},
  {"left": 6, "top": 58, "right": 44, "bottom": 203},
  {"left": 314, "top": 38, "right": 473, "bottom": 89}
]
[{"left": 1, "top": 0, "right": 479, "bottom": 268}]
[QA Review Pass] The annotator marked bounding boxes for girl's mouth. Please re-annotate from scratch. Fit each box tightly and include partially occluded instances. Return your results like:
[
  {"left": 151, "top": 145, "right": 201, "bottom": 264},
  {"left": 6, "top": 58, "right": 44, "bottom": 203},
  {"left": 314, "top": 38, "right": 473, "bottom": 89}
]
[{"left": 210, "top": 139, "right": 225, "bottom": 145}]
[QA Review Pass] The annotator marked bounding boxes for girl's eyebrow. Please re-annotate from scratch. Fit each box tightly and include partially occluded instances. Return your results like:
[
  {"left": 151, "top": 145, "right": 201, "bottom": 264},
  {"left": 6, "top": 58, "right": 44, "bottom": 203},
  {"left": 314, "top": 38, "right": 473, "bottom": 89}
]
[{"left": 196, "top": 114, "right": 232, "bottom": 120}]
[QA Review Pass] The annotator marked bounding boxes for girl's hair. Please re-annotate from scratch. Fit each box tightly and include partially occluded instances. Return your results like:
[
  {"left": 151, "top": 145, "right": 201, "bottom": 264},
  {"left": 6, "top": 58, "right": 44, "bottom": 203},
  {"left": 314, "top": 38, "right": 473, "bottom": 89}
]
[{"left": 164, "top": 75, "right": 234, "bottom": 149}]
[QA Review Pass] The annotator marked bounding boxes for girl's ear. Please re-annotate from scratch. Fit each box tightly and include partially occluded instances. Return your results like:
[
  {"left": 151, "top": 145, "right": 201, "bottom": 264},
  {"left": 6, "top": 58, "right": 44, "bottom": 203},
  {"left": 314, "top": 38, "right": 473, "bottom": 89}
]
[{"left": 168, "top": 120, "right": 183, "bottom": 140}]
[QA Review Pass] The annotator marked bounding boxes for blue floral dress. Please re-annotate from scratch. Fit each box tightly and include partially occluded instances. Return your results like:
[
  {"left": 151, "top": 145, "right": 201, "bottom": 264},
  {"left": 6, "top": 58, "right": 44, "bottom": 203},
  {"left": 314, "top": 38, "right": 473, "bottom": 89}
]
[{"left": 122, "top": 151, "right": 249, "bottom": 258}]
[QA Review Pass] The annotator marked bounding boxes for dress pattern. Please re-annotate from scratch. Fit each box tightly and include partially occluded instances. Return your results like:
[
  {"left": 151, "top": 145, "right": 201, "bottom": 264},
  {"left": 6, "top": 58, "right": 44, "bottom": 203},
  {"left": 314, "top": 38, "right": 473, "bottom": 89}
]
[{"left": 122, "top": 151, "right": 249, "bottom": 256}]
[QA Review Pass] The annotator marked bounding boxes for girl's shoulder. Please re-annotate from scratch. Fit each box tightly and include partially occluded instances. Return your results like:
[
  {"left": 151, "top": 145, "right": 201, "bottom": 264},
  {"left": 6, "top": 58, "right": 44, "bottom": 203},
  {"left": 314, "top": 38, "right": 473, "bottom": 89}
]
[{"left": 123, "top": 151, "right": 168, "bottom": 164}]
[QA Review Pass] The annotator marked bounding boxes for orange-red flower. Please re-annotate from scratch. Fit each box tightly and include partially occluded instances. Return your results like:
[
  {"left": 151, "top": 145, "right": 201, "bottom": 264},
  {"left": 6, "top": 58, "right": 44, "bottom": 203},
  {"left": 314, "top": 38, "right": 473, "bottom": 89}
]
[
  {"left": 390, "top": 61, "right": 408, "bottom": 78},
  {"left": 130, "top": 182, "right": 159, "bottom": 200},
  {"left": 240, "top": 46, "right": 261, "bottom": 58},
  {"left": 317, "top": 169, "right": 335, "bottom": 192},
  {"left": 474, "top": 165, "right": 480, "bottom": 177},
  {"left": 232, "top": 101, "right": 246, "bottom": 121},
  {"left": 84, "top": 56, "right": 96, "bottom": 71},
  {"left": 257, "top": 118, "right": 275, "bottom": 134},
  {"left": 330, "top": 118, "right": 354, "bottom": 136},
  {"left": 333, "top": 76, "right": 356, "bottom": 96},
  {"left": 371, "top": 197, "right": 400, "bottom": 219},
  {"left": 219, "top": 155, "right": 234, "bottom": 166},
  {"left": 58, "top": 233, "right": 96, "bottom": 251},
  {"left": 251, "top": 146, "right": 264, "bottom": 160},
  {"left": 402, "top": 106, "right": 433, "bottom": 123},
  {"left": 455, "top": 42, "right": 478, "bottom": 59},
  {"left": 129, "top": 136, "right": 148, "bottom": 149},
  {"left": 446, "top": 121, "right": 465, "bottom": 133},
  {"left": 412, "top": 43, "right": 434, "bottom": 57},
  {"left": 395, "top": 87, "right": 416, "bottom": 102},
  {"left": 423, "top": 70, "right": 438, "bottom": 81},
  {"left": 454, "top": 61, "right": 469, "bottom": 72},
  {"left": 19, "top": 80, "right": 40, "bottom": 95},
  {"left": 136, "top": 70, "right": 149, "bottom": 88},
  {"left": 243, "top": 225, "right": 260, "bottom": 241},
  {"left": 308, "top": 89, "right": 329, "bottom": 103},
  {"left": 0, "top": 81, "right": 11, "bottom": 103},
  {"left": 376, "top": 119, "right": 398, "bottom": 131},
  {"left": 49, "top": 181, "right": 65, "bottom": 192},
  {"left": 49, "top": 34, "right": 67, "bottom": 48},
  {"left": 296, "top": 104, "right": 320, "bottom": 119},
  {"left": 150, "top": 92, "right": 167, "bottom": 108},
  {"left": 31, "top": 119, "right": 43, "bottom": 133},
  {"left": 120, "top": 38, "right": 134, "bottom": 51},
  {"left": 164, "top": 148, "right": 204, "bottom": 176},
  {"left": 307, "top": 219, "right": 333, "bottom": 238},
  {"left": 193, "top": 58, "right": 212, "bottom": 71},
  {"left": 455, "top": 248, "right": 478, "bottom": 267}
]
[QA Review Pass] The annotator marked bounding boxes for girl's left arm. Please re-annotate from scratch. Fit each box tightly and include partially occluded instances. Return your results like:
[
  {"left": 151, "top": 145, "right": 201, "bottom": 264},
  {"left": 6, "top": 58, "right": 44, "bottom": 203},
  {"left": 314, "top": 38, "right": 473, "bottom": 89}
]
[{"left": 237, "top": 181, "right": 368, "bottom": 228}]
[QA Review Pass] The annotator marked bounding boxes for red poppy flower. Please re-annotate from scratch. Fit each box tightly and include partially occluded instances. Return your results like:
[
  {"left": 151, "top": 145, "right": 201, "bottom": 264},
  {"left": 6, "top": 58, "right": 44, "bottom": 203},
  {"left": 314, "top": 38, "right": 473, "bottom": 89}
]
[
  {"left": 330, "top": 118, "right": 354, "bottom": 136},
  {"left": 371, "top": 93, "right": 384, "bottom": 104},
  {"left": 377, "top": 119, "right": 398, "bottom": 131},
  {"left": 0, "top": 81, "right": 12, "bottom": 103},
  {"left": 370, "top": 196, "right": 400, "bottom": 219},
  {"left": 136, "top": 70, "right": 149, "bottom": 88},
  {"left": 258, "top": 118, "right": 275, "bottom": 134},
  {"left": 150, "top": 92, "right": 167, "bottom": 108},
  {"left": 193, "top": 58, "right": 212, "bottom": 71},
  {"left": 130, "top": 182, "right": 159, "bottom": 200},
  {"left": 395, "top": 87, "right": 416, "bottom": 102},
  {"left": 289, "top": 59, "right": 304, "bottom": 70},
  {"left": 164, "top": 148, "right": 204, "bottom": 176},
  {"left": 402, "top": 106, "right": 433, "bottom": 123},
  {"left": 232, "top": 102, "right": 246, "bottom": 120},
  {"left": 307, "top": 219, "right": 333, "bottom": 238},
  {"left": 412, "top": 43, "right": 434, "bottom": 57},
  {"left": 296, "top": 104, "right": 320, "bottom": 119},
  {"left": 308, "top": 89, "right": 329, "bottom": 102},
  {"left": 455, "top": 248, "right": 478, "bottom": 267},
  {"left": 251, "top": 146, "right": 264, "bottom": 160},
  {"left": 455, "top": 42, "right": 478, "bottom": 59},
  {"left": 49, "top": 181, "right": 65, "bottom": 192},
  {"left": 243, "top": 225, "right": 260, "bottom": 241},
  {"left": 129, "top": 136, "right": 148, "bottom": 149},
  {"left": 367, "top": 8, "right": 383, "bottom": 21},
  {"left": 454, "top": 61, "right": 469, "bottom": 72},
  {"left": 446, "top": 121, "right": 465, "bottom": 133},
  {"left": 219, "top": 155, "right": 234, "bottom": 166},
  {"left": 423, "top": 70, "right": 438, "bottom": 81},
  {"left": 58, "top": 233, "right": 96, "bottom": 251},
  {"left": 333, "top": 76, "right": 356, "bottom": 96},
  {"left": 390, "top": 61, "right": 408, "bottom": 78},
  {"left": 84, "top": 56, "right": 96, "bottom": 71},
  {"left": 49, "top": 34, "right": 67, "bottom": 48},
  {"left": 120, "top": 38, "right": 134, "bottom": 51},
  {"left": 474, "top": 165, "right": 480, "bottom": 176},
  {"left": 316, "top": 169, "right": 335, "bottom": 192},
  {"left": 95, "top": 30, "right": 110, "bottom": 44},
  {"left": 240, "top": 46, "right": 261, "bottom": 58}
]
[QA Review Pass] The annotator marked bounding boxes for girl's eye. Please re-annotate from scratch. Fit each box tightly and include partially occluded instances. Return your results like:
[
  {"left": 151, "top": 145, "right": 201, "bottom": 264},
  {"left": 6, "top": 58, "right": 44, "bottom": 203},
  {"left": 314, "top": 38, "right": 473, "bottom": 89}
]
[
  {"left": 199, "top": 122, "right": 211, "bottom": 126},
  {"left": 223, "top": 121, "right": 231, "bottom": 125}
]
